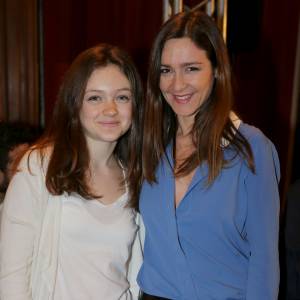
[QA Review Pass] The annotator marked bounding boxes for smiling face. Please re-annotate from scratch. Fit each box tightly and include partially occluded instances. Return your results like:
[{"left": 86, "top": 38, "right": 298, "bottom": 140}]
[
  {"left": 160, "top": 37, "right": 215, "bottom": 131},
  {"left": 79, "top": 64, "right": 133, "bottom": 146}
]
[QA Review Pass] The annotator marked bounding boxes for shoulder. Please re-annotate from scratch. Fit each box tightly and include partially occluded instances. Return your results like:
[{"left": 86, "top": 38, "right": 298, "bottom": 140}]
[
  {"left": 239, "top": 122, "right": 280, "bottom": 180},
  {"left": 238, "top": 123, "right": 270, "bottom": 148},
  {"left": 3, "top": 147, "right": 53, "bottom": 218},
  {"left": 238, "top": 122, "right": 278, "bottom": 159},
  {"left": 18, "top": 148, "right": 41, "bottom": 171},
  {"left": 17, "top": 146, "right": 52, "bottom": 176}
]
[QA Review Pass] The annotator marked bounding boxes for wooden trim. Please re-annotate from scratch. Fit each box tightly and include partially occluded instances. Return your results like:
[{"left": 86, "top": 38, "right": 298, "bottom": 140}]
[
  {"left": 0, "top": 0, "right": 39, "bottom": 125},
  {"left": 0, "top": 0, "right": 8, "bottom": 121}
]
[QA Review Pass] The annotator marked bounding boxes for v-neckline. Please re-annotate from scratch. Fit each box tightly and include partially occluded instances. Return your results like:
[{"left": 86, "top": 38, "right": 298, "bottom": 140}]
[
  {"left": 166, "top": 143, "right": 199, "bottom": 212},
  {"left": 165, "top": 145, "right": 205, "bottom": 211},
  {"left": 174, "top": 168, "right": 198, "bottom": 209}
]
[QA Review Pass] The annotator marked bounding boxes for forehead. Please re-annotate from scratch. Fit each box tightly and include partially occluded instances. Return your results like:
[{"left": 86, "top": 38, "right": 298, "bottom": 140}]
[
  {"left": 161, "top": 37, "right": 209, "bottom": 64},
  {"left": 86, "top": 64, "right": 131, "bottom": 90}
]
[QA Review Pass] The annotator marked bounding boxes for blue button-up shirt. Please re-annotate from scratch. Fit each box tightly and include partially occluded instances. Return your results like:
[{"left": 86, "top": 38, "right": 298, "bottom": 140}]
[{"left": 138, "top": 123, "right": 280, "bottom": 300}]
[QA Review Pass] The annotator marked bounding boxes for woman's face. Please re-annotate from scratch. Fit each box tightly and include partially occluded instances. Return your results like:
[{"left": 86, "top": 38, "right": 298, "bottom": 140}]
[
  {"left": 79, "top": 64, "right": 133, "bottom": 146},
  {"left": 159, "top": 37, "right": 215, "bottom": 129}
]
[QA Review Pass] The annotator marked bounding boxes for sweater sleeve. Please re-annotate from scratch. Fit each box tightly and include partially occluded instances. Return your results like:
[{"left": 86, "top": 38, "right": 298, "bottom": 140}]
[
  {"left": 128, "top": 212, "right": 144, "bottom": 300},
  {"left": 244, "top": 134, "right": 280, "bottom": 300},
  {"left": 0, "top": 153, "right": 43, "bottom": 300}
]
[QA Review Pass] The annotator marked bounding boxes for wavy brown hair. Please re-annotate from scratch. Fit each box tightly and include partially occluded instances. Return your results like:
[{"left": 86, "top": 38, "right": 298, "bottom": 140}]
[
  {"left": 143, "top": 10, "right": 254, "bottom": 185},
  {"left": 31, "top": 44, "right": 143, "bottom": 208}
]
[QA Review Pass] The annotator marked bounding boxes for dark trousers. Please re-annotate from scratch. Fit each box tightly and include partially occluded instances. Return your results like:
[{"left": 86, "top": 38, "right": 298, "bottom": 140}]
[{"left": 140, "top": 292, "right": 172, "bottom": 300}]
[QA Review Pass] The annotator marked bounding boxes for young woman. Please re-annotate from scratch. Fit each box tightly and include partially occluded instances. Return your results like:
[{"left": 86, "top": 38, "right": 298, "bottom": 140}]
[
  {"left": 138, "top": 10, "right": 280, "bottom": 300},
  {"left": 0, "top": 44, "right": 144, "bottom": 300}
]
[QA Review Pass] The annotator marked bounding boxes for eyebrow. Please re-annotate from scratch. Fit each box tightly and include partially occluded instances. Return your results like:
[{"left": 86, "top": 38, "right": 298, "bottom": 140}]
[
  {"left": 160, "top": 62, "right": 203, "bottom": 67},
  {"left": 85, "top": 87, "right": 132, "bottom": 94}
]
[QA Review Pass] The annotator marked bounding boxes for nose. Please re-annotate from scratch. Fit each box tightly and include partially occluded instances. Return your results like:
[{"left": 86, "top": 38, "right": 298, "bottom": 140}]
[
  {"left": 103, "top": 100, "right": 118, "bottom": 116},
  {"left": 171, "top": 71, "right": 186, "bottom": 92}
]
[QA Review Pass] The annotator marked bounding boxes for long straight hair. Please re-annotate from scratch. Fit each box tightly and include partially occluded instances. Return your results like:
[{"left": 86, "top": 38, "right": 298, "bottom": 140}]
[
  {"left": 31, "top": 44, "right": 143, "bottom": 208},
  {"left": 143, "top": 10, "right": 254, "bottom": 185}
]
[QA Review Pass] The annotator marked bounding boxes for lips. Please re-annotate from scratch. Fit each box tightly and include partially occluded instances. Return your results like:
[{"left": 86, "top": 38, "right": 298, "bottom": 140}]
[
  {"left": 98, "top": 121, "right": 120, "bottom": 127},
  {"left": 172, "top": 93, "right": 193, "bottom": 104}
]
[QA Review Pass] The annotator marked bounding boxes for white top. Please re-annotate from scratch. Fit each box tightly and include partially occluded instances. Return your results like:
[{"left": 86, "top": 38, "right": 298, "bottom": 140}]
[
  {"left": 0, "top": 150, "right": 144, "bottom": 300},
  {"left": 53, "top": 193, "right": 139, "bottom": 300},
  {"left": 0, "top": 202, "right": 3, "bottom": 226}
]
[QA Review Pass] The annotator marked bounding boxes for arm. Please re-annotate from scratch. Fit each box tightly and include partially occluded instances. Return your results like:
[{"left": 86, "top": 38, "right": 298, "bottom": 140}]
[
  {"left": 0, "top": 155, "right": 42, "bottom": 300},
  {"left": 245, "top": 136, "right": 280, "bottom": 300},
  {"left": 128, "top": 212, "right": 145, "bottom": 300}
]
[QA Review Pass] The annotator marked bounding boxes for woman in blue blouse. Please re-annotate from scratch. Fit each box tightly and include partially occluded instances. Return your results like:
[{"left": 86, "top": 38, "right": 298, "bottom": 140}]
[{"left": 138, "top": 9, "right": 280, "bottom": 300}]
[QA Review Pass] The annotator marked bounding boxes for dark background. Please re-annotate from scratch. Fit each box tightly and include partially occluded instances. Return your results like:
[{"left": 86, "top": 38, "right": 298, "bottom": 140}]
[
  {"left": 1, "top": 1, "right": 300, "bottom": 298},
  {"left": 43, "top": 0, "right": 300, "bottom": 195}
]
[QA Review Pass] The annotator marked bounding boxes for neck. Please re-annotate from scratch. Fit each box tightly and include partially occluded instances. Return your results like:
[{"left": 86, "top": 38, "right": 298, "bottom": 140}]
[
  {"left": 177, "top": 116, "right": 194, "bottom": 137},
  {"left": 175, "top": 119, "right": 195, "bottom": 163},
  {"left": 87, "top": 138, "right": 118, "bottom": 170}
]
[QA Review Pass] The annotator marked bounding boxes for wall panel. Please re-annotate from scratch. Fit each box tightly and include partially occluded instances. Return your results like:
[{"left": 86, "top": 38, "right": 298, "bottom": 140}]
[{"left": 0, "top": 0, "right": 39, "bottom": 125}]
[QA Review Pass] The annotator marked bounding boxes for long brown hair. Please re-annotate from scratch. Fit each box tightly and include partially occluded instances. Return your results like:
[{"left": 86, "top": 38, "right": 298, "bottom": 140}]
[
  {"left": 32, "top": 44, "right": 143, "bottom": 208},
  {"left": 143, "top": 10, "right": 254, "bottom": 184}
]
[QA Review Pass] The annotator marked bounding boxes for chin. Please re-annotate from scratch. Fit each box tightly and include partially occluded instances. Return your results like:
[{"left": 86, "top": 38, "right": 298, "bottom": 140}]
[
  {"left": 97, "top": 135, "right": 122, "bottom": 143},
  {"left": 175, "top": 110, "right": 197, "bottom": 117}
]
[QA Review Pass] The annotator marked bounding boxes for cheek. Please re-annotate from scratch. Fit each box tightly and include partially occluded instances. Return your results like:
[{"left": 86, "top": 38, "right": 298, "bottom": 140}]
[
  {"left": 80, "top": 105, "right": 96, "bottom": 121},
  {"left": 198, "top": 75, "right": 214, "bottom": 94},
  {"left": 205, "top": 76, "right": 215, "bottom": 95},
  {"left": 159, "top": 77, "right": 169, "bottom": 92},
  {"left": 128, "top": 107, "right": 133, "bottom": 122},
  {"left": 79, "top": 104, "right": 87, "bottom": 118},
  {"left": 79, "top": 107, "right": 95, "bottom": 130},
  {"left": 78, "top": 109, "right": 86, "bottom": 126},
  {"left": 159, "top": 80, "right": 171, "bottom": 103},
  {"left": 122, "top": 104, "right": 133, "bottom": 123},
  {"left": 122, "top": 110, "right": 133, "bottom": 133}
]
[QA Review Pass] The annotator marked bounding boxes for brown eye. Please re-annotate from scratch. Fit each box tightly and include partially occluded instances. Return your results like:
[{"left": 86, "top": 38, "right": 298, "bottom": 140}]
[
  {"left": 88, "top": 95, "right": 102, "bottom": 102},
  {"left": 160, "top": 67, "right": 171, "bottom": 74},
  {"left": 186, "top": 66, "right": 200, "bottom": 72},
  {"left": 116, "top": 95, "right": 131, "bottom": 102}
]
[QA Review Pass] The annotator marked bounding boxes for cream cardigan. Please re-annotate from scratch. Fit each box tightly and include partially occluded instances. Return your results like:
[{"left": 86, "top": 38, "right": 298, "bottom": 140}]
[{"left": 0, "top": 150, "right": 144, "bottom": 300}]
